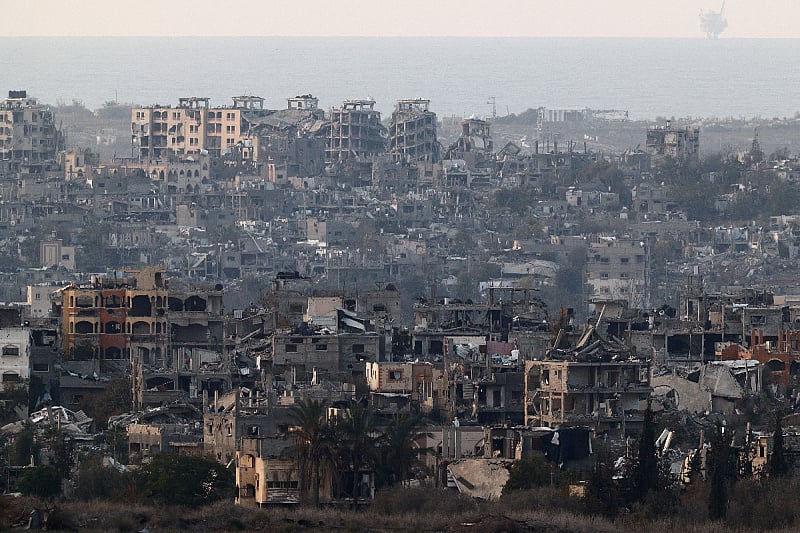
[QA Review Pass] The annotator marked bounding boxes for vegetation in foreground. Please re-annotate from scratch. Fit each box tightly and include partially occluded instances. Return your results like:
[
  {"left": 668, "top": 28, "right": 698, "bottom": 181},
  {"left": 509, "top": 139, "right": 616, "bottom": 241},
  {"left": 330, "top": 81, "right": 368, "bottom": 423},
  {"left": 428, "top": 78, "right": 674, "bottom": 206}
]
[{"left": 4, "top": 479, "right": 800, "bottom": 533}]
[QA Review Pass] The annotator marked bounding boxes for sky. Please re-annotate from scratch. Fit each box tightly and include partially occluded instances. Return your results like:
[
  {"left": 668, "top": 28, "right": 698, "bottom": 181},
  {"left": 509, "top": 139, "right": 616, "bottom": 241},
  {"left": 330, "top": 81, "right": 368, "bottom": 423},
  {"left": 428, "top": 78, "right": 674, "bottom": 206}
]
[{"left": 8, "top": 0, "right": 800, "bottom": 38}]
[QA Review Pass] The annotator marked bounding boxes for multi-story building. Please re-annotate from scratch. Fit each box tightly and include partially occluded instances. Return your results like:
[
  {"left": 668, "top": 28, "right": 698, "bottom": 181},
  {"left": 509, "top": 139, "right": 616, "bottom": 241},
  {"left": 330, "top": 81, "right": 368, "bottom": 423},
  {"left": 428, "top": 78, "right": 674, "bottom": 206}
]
[
  {"left": 524, "top": 357, "right": 651, "bottom": 434},
  {"left": 365, "top": 361, "right": 446, "bottom": 413},
  {"left": 271, "top": 329, "right": 382, "bottom": 380},
  {"left": 586, "top": 237, "right": 648, "bottom": 309},
  {"left": 325, "top": 99, "right": 385, "bottom": 165},
  {"left": 645, "top": 120, "right": 700, "bottom": 161},
  {"left": 0, "top": 327, "right": 31, "bottom": 392},
  {"left": 236, "top": 435, "right": 300, "bottom": 506},
  {"left": 0, "top": 91, "right": 62, "bottom": 167},
  {"left": 58, "top": 268, "right": 230, "bottom": 408},
  {"left": 388, "top": 99, "right": 439, "bottom": 163},
  {"left": 203, "top": 387, "right": 294, "bottom": 466},
  {"left": 39, "top": 239, "right": 76, "bottom": 271},
  {"left": 133, "top": 283, "right": 228, "bottom": 409},
  {"left": 60, "top": 267, "right": 169, "bottom": 368},
  {"left": 27, "top": 284, "right": 58, "bottom": 320},
  {"left": 131, "top": 96, "right": 269, "bottom": 161}
]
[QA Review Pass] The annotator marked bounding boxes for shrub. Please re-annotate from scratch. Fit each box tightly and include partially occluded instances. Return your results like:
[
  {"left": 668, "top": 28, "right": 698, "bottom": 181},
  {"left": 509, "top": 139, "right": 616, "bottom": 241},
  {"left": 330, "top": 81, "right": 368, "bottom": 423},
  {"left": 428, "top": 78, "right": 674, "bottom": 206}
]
[
  {"left": 17, "top": 465, "right": 61, "bottom": 499},
  {"left": 371, "top": 485, "right": 477, "bottom": 516},
  {"left": 502, "top": 454, "right": 555, "bottom": 493},
  {"left": 135, "top": 454, "right": 234, "bottom": 507},
  {"left": 73, "top": 454, "right": 128, "bottom": 501}
]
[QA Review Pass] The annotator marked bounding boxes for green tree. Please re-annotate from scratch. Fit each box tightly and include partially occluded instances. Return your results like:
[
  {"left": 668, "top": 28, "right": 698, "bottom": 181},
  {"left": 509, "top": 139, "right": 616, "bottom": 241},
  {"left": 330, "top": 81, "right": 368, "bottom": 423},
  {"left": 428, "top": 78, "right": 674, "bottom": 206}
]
[
  {"left": 502, "top": 453, "right": 554, "bottom": 493},
  {"left": 11, "top": 424, "right": 38, "bottom": 467},
  {"left": 585, "top": 445, "right": 621, "bottom": 518},
  {"left": 79, "top": 379, "right": 131, "bottom": 429},
  {"left": 378, "top": 413, "right": 430, "bottom": 487},
  {"left": 76, "top": 222, "right": 116, "bottom": 271},
  {"left": 95, "top": 101, "right": 132, "bottom": 122},
  {"left": 337, "top": 402, "right": 379, "bottom": 505},
  {"left": 633, "top": 406, "right": 658, "bottom": 499},
  {"left": 708, "top": 424, "right": 736, "bottom": 520},
  {"left": 73, "top": 453, "right": 127, "bottom": 501},
  {"left": 493, "top": 187, "right": 538, "bottom": 215},
  {"left": 17, "top": 465, "right": 61, "bottom": 499},
  {"left": 42, "top": 428, "right": 74, "bottom": 479},
  {"left": 768, "top": 415, "right": 789, "bottom": 478},
  {"left": 290, "top": 398, "right": 337, "bottom": 506},
  {"left": 686, "top": 447, "right": 703, "bottom": 484},
  {"left": 391, "top": 328, "right": 412, "bottom": 360},
  {"left": 136, "top": 454, "right": 233, "bottom": 507}
]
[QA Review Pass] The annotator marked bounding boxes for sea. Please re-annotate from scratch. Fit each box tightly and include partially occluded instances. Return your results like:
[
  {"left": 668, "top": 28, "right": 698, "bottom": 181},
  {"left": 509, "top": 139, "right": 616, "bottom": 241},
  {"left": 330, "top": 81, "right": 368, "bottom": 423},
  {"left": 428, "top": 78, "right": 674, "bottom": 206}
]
[{"left": 1, "top": 36, "right": 799, "bottom": 121}]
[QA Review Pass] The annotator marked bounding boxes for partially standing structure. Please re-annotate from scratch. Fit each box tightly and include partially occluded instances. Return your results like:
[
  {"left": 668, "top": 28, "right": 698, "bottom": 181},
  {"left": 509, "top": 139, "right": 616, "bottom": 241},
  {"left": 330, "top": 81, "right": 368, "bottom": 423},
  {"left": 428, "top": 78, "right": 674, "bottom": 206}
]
[
  {"left": 388, "top": 99, "right": 439, "bottom": 163},
  {"left": 645, "top": 120, "right": 700, "bottom": 162},
  {"left": 325, "top": 99, "right": 385, "bottom": 165},
  {"left": 0, "top": 91, "right": 62, "bottom": 168}
]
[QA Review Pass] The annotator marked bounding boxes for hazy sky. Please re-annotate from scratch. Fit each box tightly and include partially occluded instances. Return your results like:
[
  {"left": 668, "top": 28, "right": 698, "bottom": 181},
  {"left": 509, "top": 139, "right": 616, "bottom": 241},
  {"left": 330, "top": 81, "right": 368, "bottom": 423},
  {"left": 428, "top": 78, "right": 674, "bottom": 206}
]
[{"left": 10, "top": 0, "right": 800, "bottom": 38}]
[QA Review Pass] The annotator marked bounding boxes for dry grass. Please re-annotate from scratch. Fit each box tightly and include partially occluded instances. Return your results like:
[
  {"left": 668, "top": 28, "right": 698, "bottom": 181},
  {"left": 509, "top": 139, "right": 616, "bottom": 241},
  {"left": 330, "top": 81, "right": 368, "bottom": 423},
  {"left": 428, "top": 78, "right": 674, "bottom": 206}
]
[{"left": 2, "top": 481, "right": 800, "bottom": 532}]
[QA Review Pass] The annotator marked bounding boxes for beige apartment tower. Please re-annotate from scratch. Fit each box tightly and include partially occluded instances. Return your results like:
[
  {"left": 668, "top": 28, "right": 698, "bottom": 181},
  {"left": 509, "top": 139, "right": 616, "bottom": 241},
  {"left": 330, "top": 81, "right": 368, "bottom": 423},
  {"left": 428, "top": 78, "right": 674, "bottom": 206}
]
[{"left": 131, "top": 96, "right": 267, "bottom": 161}]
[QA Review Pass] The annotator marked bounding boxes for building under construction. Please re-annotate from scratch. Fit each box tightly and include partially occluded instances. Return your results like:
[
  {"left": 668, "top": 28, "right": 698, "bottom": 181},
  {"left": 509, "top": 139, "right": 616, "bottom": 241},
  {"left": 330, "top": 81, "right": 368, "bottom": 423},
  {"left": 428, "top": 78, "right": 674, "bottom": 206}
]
[
  {"left": 388, "top": 99, "right": 439, "bottom": 163},
  {"left": 325, "top": 99, "right": 385, "bottom": 165}
]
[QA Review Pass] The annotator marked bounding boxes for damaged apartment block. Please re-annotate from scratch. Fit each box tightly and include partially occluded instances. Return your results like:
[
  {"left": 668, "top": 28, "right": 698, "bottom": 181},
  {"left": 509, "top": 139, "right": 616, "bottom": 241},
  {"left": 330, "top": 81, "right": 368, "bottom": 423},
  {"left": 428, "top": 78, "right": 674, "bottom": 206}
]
[
  {"left": 524, "top": 320, "right": 651, "bottom": 435},
  {"left": 325, "top": 99, "right": 386, "bottom": 176},
  {"left": 58, "top": 267, "right": 230, "bottom": 410},
  {"left": 388, "top": 99, "right": 439, "bottom": 163}
]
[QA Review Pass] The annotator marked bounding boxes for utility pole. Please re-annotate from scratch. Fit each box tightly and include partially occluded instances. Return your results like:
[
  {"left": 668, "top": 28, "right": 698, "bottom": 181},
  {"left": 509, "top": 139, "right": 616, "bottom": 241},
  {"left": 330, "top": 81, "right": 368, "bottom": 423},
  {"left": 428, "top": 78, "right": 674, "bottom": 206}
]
[{"left": 487, "top": 97, "right": 496, "bottom": 120}]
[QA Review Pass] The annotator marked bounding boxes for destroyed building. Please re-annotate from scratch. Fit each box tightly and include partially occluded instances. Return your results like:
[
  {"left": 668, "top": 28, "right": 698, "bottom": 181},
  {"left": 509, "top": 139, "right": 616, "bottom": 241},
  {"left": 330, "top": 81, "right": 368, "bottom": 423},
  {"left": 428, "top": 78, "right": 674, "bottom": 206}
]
[
  {"left": 645, "top": 120, "right": 700, "bottom": 161},
  {"left": 0, "top": 91, "right": 62, "bottom": 169},
  {"left": 243, "top": 95, "right": 327, "bottom": 178},
  {"left": 365, "top": 361, "right": 446, "bottom": 414},
  {"left": 444, "top": 118, "right": 493, "bottom": 170},
  {"left": 271, "top": 310, "right": 382, "bottom": 382},
  {"left": 59, "top": 268, "right": 169, "bottom": 372},
  {"left": 57, "top": 268, "right": 231, "bottom": 409},
  {"left": 325, "top": 99, "right": 386, "bottom": 166},
  {"left": 203, "top": 387, "right": 294, "bottom": 466},
  {"left": 524, "top": 320, "right": 651, "bottom": 435},
  {"left": 388, "top": 99, "right": 439, "bottom": 163},
  {"left": 134, "top": 282, "right": 229, "bottom": 409},
  {"left": 0, "top": 327, "right": 31, "bottom": 393},
  {"left": 236, "top": 435, "right": 299, "bottom": 506}
]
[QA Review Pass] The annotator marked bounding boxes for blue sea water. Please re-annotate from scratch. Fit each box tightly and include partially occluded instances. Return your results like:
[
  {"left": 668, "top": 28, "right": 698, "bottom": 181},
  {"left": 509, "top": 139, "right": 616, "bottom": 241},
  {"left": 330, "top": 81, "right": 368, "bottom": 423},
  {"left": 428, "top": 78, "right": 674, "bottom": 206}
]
[{"left": 1, "top": 37, "right": 798, "bottom": 120}]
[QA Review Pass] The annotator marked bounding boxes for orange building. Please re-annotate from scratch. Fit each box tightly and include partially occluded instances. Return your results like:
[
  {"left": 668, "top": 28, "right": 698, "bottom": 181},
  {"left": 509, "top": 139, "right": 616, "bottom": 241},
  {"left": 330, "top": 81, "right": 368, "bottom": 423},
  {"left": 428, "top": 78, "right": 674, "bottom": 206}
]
[{"left": 719, "top": 329, "right": 800, "bottom": 385}]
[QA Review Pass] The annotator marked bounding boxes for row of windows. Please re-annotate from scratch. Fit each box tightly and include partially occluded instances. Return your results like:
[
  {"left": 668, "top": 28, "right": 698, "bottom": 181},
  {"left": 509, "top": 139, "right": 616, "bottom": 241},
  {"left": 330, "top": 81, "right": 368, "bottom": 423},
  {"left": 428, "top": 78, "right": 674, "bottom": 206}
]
[
  {"left": 68, "top": 321, "right": 166, "bottom": 334},
  {"left": 591, "top": 255, "right": 645, "bottom": 264},
  {"left": 285, "top": 343, "right": 327, "bottom": 352},
  {"left": 597, "top": 272, "right": 636, "bottom": 279},
  {"left": 283, "top": 343, "right": 366, "bottom": 353},
  {"left": 137, "top": 110, "right": 239, "bottom": 121},
  {"left": 267, "top": 481, "right": 299, "bottom": 489},
  {"left": 597, "top": 287, "right": 630, "bottom": 294}
]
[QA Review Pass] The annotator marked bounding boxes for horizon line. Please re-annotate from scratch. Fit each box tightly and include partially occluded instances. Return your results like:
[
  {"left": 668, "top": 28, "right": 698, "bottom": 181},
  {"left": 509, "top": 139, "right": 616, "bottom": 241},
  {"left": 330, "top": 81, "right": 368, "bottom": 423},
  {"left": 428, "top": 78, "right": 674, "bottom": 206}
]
[{"left": 3, "top": 34, "right": 800, "bottom": 40}]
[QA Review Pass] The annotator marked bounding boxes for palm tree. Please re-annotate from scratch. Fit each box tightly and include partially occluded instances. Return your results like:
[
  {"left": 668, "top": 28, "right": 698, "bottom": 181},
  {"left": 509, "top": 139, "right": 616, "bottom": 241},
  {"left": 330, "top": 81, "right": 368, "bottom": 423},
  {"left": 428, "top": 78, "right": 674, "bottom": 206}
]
[
  {"left": 290, "top": 397, "right": 337, "bottom": 506},
  {"left": 336, "top": 402, "right": 379, "bottom": 506},
  {"left": 380, "top": 413, "right": 431, "bottom": 486}
]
